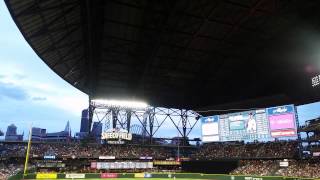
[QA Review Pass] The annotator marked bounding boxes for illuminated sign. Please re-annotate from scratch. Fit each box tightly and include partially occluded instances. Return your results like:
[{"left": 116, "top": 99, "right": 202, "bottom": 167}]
[
  {"left": 279, "top": 161, "right": 289, "bottom": 167},
  {"left": 94, "top": 162, "right": 153, "bottom": 169},
  {"left": 244, "top": 177, "right": 263, "bottom": 180},
  {"left": 201, "top": 116, "right": 219, "bottom": 142},
  {"left": 107, "top": 140, "right": 125, "bottom": 144},
  {"left": 44, "top": 155, "right": 55, "bottom": 160},
  {"left": 267, "top": 105, "right": 296, "bottom": 138},
  {"left": 201, "top": 104, "right": 297, "bottom": 142},
  {"left": 313, "top": 152, "right": 320, "bottom": 157},
  {"left": 99, "top": 156, "right": 115, "bottom": 160},
  {"left": 36, "top": 173, "right": 57, "bottom": 179},
  {"left": 153, "top": 160, "right": 181, "bottom": 165},
  {"left": 101, "top": 173, "right": 118, "bottom": 178},
  {"left": 101, "top": 129, "right": 132, "bottom": 141},
  {"left": 66, "top": 174, "right": 85, "bottom": 179}
]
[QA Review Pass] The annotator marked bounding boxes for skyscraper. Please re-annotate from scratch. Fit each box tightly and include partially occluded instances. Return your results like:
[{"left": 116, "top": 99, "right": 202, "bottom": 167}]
[
  {"left": 6, "top": 124, "right": 17, "bottom": 136},
  {"left": 5, "top": 124, "right": 23, "bottom": 141},
  {"left": 64, "top": 121, "right": 71, "bottom": 134},
  {"left": 92, "top": 122, "right": 102, "bottom": 137},
  {"left": 80, "top": 109, "right": 89, "bottom": 133},
  {"left": 31, "top": 127, "right": 46, "bottom": 141}
]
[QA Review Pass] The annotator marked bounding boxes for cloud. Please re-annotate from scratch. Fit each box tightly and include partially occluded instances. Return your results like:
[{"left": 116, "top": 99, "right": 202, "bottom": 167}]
[
  {"left": 13, "top": 74, "right": 27, "bottom": 80},
  {"left": 0, "top": 75, "right": 5, "bottom": 79},
  {"left": 0, "top": 81, "right": 29, "bottom": 100},
  {"left": 32, "top": 96, "right": 47, "bottom": 101}
]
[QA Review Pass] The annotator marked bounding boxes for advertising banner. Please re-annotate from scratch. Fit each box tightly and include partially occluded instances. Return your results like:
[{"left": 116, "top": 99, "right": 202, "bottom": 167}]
[
  {"left": 99, "top": 156, "right": 115, "bottom": 159},
  {"left": 134, "top": 173, "right": 145, "bottom": 178},
  {"left": 313, "top": 152, "right": 320, "bottom": 157},
  {"left": 267, "top": 105, "right": 294, "bottom": 115},
  {"left": 36, "top": 173, "right": 57, "bottom": 179},
  {"left": 267, "top": 105, "right": 297, "bottom": 138},
  {"left": 270, "top": 129, "right": 296, "bottom": 137},
  {"left": 279, "top": 161, "right": 289, "bottom": 167},
  {"left": 139, "top": 156, "right": 153, "bottom": 160},
  {"left": 269, "top": 113, "right": 295, "bottom": 130},
  {"left": 96, "top": 162, "right": 152, "bottom": 169},
  {"left": 201, "top": 116, "right": 220, "bottom": 142},
  {"left": 66, "top": 174, "right": 85, "bottom": 179},
  {"left": 144, "top": 173, "right": 152, "bottom": 178},
  {"left": 202, "top": 135, "right": 219, "bottom": 142},
  {"left": 147, "top": 162, "right": 153, "bottom": 168},
  {"left": 101, "top": 173, "right": 118, "bottom": 178},
  {"left": 201, "top": 116, "right": 219, "bottom": 134},
  {"left": 153, "top": 160, "right": 181, "bottom": 165},
  {"left": 43, "top": 155, "right": 55, "bottom": 160},
  {"left": 91, "top": 162, "right": 97, "bottom": 169}
]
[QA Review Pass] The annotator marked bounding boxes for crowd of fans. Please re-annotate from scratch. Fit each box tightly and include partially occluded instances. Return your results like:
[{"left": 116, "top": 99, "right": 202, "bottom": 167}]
[
  {"left": 231, "top": 160, "right": 276, "bottom": 176},
  {"left": 192, "top": 141, "right": 298, "bottom": 159},
  {"left": 1, "top": 141, "right": 320, "bottom": 179},
  {"left": 0, "top": 143, "right": 177, "bottom": 159},
  {"left": 0, "top": 163, "right": 23, "bottom": 180},
  {"left": 0, "top": 141, "right": 300, "bottom": 160},
  {"left": 231, "top": 160, "right": 320, "bottom": 178},
  {"left": 276, "top": 160, "right": 320, "bottom": 178}
]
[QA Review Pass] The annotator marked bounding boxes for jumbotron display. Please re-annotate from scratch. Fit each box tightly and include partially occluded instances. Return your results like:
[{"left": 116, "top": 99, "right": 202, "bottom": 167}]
[{"left": 201, "top": 105, "right": 297, "bottom": 142}]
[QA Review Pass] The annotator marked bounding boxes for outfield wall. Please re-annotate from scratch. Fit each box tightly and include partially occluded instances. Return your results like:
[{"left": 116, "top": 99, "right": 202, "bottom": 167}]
[{"left": 9, "top": 173, "right": 316, "bottom": 180}]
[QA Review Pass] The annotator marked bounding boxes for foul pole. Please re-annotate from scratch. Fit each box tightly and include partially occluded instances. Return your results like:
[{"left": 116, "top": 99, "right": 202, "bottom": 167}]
[{"left": 23, "top": 125, "right": 32, "bottom": 177}]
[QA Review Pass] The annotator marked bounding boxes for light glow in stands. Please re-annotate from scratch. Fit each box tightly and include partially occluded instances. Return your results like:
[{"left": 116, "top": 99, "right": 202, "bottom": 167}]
[
  {"left": 92, "top": 99, "right": 148, "bottom": 109},
  {"left": 311, "top": 74, "right": 320, "bottom": 87}
]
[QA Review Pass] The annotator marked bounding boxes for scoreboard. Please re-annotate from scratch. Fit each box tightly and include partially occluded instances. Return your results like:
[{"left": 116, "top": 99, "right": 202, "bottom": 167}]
[{"left": 201, "top": 104, "right": 297, "bottom": 142}]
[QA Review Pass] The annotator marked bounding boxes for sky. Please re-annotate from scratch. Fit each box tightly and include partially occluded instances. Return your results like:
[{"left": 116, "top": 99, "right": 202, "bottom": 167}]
[
  {"left": 0, "top": 1, "right": 88, "bottom": 137},
  {"left": 0, "top": 1, "right": 320, "bottom": 140}
]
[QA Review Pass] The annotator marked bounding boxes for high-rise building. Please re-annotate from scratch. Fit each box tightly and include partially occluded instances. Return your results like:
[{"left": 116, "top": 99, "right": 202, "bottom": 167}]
[
  {"left": 31, "top": 127, "right": 46, "bottom": 141},
  {"left": 80, "top": 109, "right": 89, "bottom": 133},
  {"left": 6, "top": 124, "right": 17, "bottom": 136},
  {"left": 41, "top": 121, "right": 72, "bottom": 142},
  {"left": 31, "top": 121, "right": 72, "bottom": 142},
  {"left": 5, "top": 124, "right": 23, "bottom": 141},
  {"left": 92, "top": 122, "right": 102, "bottom": 140}
]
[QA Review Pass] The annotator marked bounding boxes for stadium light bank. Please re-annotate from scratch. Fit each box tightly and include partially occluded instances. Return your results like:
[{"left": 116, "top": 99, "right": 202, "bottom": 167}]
[{"left": 91, "top": 99, "right": 149, "bottom": 109}]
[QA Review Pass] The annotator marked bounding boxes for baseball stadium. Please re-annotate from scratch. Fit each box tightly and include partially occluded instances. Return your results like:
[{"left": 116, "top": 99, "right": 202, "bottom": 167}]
[{"left": 1, "top": 0, "right": 320, "bottom": 180}]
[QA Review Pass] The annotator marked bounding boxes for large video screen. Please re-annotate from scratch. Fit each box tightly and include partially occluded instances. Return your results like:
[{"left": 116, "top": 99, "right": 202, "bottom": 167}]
[{"left": 201, "top": 105, "right": 297, "bottom": 142}]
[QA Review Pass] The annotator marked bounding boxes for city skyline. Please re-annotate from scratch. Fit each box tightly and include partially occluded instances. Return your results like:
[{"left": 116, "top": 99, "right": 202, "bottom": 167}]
[{"left": 1, "top": 101, "right": 320, "bottom": 140}]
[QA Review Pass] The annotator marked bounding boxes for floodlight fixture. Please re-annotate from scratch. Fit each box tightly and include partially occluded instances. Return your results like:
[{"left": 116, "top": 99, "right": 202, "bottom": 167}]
[{"left": 91, "top": 99, "right": 148, "bottom": 109}]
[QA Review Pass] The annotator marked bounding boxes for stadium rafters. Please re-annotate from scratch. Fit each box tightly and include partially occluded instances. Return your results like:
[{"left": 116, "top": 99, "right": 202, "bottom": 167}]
[
  {"left": 5, "top": 0, "right": 320, "bottom": 110},
  {"left": 90, "top": 102, "right": 200, "bottom": 144}
]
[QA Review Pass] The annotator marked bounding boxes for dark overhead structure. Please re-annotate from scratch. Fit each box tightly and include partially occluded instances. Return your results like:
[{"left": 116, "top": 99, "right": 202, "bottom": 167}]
[{"left": 5, "top": 0, "right": 320, "bottom": 110}]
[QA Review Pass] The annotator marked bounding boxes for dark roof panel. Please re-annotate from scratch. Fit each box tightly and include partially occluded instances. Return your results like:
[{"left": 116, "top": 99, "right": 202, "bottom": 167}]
[{"left": 5, "top": 0, "right": 320, "bottom": 109}]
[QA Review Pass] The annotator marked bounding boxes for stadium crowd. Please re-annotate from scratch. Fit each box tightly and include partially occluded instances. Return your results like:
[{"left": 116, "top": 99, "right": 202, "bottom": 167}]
[
  {"left": 1, "top": 141, "right": 320, "bottom": 178},
  {"left": 276, "top": 160, "right": 320, "bottom": 178},
  {"left": 0, "top": 143, "right": 176, "bottom": 159},
  {"left": 231, "top": 160, "right": 276, "bottom": 176},
  {"left": 0, "top": 141, "right": 299, "bottom": 160},
  {"left": 231, "top": 160, "right": 320, "bottom": 178},
  {"left": 192, "top": 141, "right": 298, "bottom": 159},
  {"left": 0, "top": 163, "right": 23, "bottom": 180}
]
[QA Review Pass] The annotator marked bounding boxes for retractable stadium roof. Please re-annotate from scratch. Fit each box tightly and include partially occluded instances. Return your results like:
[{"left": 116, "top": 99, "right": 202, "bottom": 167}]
[{"left": 5, "top": 0, "right": 320, "bottom": 110}]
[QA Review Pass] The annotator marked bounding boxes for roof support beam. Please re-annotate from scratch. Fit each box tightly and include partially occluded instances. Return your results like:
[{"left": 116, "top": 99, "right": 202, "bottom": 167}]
[{"left": 82, "top": 0, "right": 104, "bottom": 96}]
